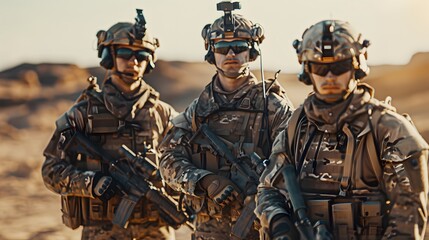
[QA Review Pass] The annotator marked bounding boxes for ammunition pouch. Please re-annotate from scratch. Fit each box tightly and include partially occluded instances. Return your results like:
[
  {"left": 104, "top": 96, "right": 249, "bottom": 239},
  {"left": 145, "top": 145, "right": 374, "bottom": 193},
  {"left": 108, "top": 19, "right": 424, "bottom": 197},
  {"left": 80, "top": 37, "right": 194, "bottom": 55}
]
[
  {"left": 61, "top": 194, "right": 162, "bottom": 228},
  {"left": 306, "top": 196, "right": 385, "bottom": 239},
  {"left": 61, "top": 196, "right": 83, "bottom": 229}
]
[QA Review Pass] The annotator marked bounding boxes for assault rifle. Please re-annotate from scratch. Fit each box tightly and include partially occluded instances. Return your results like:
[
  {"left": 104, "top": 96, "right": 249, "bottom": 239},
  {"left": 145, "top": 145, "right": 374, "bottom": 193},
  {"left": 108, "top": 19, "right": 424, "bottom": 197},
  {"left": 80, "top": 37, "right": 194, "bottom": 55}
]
[
  {"left": 64, "top": 131, "right": 188, "bottom": 229},
  {"left": 282, "top": 165, "right": 332, "bottom": 240},
  {"left": 196, "top": 123, "right": 267, "bottom": 239}
]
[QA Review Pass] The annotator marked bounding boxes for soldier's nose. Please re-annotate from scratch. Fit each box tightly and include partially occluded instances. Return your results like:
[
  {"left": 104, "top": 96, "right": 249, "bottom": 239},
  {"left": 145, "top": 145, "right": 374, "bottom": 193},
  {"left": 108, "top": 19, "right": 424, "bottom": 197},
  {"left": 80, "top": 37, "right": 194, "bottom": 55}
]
[
  {"left": 226, "top": 48, "right": 236, "bottom": 56},
  {"left": 325, "top": 71, "right": 336, "bottom": 80}
]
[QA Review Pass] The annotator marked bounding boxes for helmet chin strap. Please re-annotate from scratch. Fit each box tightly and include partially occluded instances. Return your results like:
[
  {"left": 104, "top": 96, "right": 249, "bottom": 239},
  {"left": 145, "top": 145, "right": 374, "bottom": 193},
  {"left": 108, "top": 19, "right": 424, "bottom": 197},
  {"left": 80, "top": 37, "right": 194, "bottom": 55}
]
[{"left": 216, "top": 65, "right": 249, "bottom": 79}]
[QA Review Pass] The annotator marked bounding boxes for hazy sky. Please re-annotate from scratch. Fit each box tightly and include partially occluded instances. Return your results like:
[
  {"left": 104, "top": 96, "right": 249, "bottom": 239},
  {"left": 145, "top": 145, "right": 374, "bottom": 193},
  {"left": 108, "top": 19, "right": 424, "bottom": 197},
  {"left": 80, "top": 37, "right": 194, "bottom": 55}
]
[{"left": 1, "top": 0, "right": 429, "bottom": 72}]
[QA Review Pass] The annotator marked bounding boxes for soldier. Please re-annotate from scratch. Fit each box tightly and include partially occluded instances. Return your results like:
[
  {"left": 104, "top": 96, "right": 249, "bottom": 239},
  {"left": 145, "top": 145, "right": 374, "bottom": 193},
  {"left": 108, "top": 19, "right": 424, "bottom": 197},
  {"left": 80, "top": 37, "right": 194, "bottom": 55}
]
[
  {"left": 41, "top": 9, "right": 178, "bottom": 240},
  {"left": 255, "top": 20, "right": 429, "bottom": 239},
  {"left": 159, "top": 2, "right": 293, "bottom": 240}
]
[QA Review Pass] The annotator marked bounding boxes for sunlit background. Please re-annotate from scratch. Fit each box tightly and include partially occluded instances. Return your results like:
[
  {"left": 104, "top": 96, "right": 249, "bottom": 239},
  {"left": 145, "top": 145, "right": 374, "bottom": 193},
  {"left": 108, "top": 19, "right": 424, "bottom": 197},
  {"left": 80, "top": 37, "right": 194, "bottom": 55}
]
[{"left": 1, "top": 0, "right": 429, "bottom": 72}]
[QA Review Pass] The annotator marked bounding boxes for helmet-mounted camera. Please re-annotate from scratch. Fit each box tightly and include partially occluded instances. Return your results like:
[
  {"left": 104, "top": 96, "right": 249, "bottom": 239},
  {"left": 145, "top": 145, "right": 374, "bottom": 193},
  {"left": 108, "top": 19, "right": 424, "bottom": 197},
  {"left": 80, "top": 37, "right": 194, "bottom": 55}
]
[
  {"left": 133, "top": 9, "right": 147, "bottom": 41},
  {"left": 216, "top": 1, "right": 241, "bottom": 38}
]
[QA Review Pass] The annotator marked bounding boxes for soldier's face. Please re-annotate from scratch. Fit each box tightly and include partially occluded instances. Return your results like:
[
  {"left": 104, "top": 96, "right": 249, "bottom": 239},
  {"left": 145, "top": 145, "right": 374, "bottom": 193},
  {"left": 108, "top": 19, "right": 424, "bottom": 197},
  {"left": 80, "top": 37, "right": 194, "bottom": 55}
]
[
  {"left": 310, "top": 70, "right": 353, "bottom": 102},
  {"left": 114, "top": 45, "right": 150, "bottom": 82},
  {"left": 213, "top": 38, "right": 250, "bottom": 76}
]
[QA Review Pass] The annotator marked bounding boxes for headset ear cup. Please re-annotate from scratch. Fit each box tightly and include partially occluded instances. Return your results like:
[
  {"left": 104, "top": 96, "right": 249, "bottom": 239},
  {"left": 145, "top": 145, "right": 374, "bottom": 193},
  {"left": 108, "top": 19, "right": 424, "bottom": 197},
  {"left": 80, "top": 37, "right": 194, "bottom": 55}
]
[
  {"left": 249, "top": 47, "right": 259, "bottom": 61},
  {"left": 99, "top": 47, "right": 114, "bottom": 69},
  {"left": 205, "top": 50, "right": 215, "bottom": 65},
  {"left": 354, "top": 68, "right": 367, "bottom": 80},
  {"left": 144, "top": 55, "right": 156, "bottom": 74},
  {"left": 248, "top": 42, "right": 260, "bottom": 62},
  {"left": 354, "top": 54, "right": 369, "bottom": 80},
  {"left": 298, "top": 63, "right": 312, "bottom": 85}
]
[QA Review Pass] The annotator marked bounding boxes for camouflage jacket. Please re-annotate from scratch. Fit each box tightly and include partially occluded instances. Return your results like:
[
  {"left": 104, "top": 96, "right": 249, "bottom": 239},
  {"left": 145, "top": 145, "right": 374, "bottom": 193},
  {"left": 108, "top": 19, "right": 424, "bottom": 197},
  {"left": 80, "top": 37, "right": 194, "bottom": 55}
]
[
  {"left": 159, "top": 73, "right": 293, "bottom": 220},
  {"left": 256, "top": 84, "right": 429, "bottom": 239},
  {"left": 42, "top": 78, "right": 177, "bottom": 226}
]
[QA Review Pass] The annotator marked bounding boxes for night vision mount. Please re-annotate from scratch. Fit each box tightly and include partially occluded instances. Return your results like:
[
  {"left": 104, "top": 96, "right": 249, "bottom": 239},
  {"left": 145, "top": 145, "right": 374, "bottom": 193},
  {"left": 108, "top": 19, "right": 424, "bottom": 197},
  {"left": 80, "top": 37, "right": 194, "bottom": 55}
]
[
  {"left": 134, "top": 9, "right": 147, "bottom": 40},
  {"left": 217, "top": 1, "right": 241, "bottom": 38},
  {"left": 321, "top": 21, "right": 335, "bottom": 61}
]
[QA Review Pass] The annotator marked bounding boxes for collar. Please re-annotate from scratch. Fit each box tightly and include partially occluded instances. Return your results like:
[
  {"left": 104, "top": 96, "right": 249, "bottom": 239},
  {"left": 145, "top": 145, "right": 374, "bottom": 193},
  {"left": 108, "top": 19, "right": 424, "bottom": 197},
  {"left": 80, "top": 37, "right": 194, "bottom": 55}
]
[
  {"left": 304, "top": 83, "right": 374, "bottom": 133},
  {"left": 102, "top": 78, "right": 159, "bottom": 120}
]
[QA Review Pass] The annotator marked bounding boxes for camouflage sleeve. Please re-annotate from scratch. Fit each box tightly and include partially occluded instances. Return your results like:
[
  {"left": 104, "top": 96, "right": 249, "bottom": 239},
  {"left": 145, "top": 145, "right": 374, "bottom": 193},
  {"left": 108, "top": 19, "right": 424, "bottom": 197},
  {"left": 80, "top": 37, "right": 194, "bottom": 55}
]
[
  {"left": 156, "top": 100, "right": 179, "bottom": 138},
  {"left": 159, "top": 99, "right": 213, "bottom": 196},
  {"left": 376, "top": 111, "right": 429, "bottom": 239},
  {"left": 267, "top": 92, "right": 294, "bottom": 142},
  {"left": 256, "top": 130, "right": 295, "bottom": 233},
  {"left": 41, "top": 102, "right": 96, "bottom": 198}
]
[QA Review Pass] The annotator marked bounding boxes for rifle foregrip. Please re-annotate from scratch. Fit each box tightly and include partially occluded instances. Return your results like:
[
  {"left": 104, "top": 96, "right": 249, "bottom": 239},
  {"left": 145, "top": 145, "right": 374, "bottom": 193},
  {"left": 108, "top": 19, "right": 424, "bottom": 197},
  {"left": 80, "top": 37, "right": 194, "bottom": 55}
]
[{"left": 146, "top": 189, "right": 187, "bottom": 227}]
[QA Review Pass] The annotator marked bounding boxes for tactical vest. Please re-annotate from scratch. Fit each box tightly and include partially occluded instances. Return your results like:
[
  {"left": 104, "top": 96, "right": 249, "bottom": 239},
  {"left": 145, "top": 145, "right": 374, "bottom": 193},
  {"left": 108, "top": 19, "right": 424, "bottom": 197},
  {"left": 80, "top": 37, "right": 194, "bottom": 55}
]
[
  {"left": 186, "top": 83, "right": 270, "bottom": 221},
  {"left": 62, "top": 88, "right": 165, "bottom": 227},
  {"left": 287, "top": 103, "right": 394, "bottom": 239}
]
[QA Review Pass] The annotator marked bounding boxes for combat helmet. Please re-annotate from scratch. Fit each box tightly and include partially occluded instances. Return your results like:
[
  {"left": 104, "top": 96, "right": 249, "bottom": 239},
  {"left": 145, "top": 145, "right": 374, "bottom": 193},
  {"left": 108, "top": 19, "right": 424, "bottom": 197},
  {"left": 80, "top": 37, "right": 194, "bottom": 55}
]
[
  {"left": 96, "top": 9, "right": 160, "bottom": 73},
  {"left": 201, "top": 1, "right": 264, "bottom": 64},
  {"left": 293, "top": 20, "right": 370, "bottom": 84}
]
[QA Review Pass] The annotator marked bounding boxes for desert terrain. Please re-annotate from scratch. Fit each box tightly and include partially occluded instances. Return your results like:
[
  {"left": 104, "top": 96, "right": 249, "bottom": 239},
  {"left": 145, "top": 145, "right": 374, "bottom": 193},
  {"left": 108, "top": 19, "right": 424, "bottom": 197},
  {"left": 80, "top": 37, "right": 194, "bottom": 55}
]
[{"left": 0, "top": 53, "right": 428, "bottom": 239}]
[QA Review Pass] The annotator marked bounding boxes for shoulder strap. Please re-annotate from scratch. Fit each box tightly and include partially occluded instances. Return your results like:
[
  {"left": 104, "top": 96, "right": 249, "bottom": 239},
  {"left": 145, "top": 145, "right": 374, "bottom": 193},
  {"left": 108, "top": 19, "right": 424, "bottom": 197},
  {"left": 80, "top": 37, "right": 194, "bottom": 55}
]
[
  {"left": 366, "top": 127, "right": 383, "bottom": 184},
  {"left": 366, "top": 105, "right": 384, "bottom": 184},
  {"left": 287, "top": 105, "right": 305, "bottom": 151}
]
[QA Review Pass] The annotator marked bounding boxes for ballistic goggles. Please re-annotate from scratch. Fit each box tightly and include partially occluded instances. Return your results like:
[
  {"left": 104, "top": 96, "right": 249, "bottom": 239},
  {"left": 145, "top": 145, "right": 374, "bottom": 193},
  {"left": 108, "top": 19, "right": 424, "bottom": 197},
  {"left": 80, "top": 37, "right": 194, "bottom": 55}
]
[
  {"left": 309, "top": 59, "right": 353, "bottom": 76},
  {"left": 115, "top": 48, "right": 151, "bottom": 62},
  {"left": 213, "top": 40, "right": 250, "bottom": 55}
]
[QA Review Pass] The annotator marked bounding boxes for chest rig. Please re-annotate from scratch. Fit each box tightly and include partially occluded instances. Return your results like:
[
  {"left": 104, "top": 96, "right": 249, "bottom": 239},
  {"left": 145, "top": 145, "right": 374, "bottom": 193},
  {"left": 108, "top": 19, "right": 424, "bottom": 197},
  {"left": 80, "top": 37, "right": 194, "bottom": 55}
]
[
  {"left": 84, "top": 89, "right": 158, "bottom": 168},
  {"left": 287, "top": 104, "right": 390, "bottom": 239},
  {"left": 187, "top": 83, "right": 271, "bottom": 221},
  {"left": 73, "top": 87, "right": 164, "bottom": 226}
]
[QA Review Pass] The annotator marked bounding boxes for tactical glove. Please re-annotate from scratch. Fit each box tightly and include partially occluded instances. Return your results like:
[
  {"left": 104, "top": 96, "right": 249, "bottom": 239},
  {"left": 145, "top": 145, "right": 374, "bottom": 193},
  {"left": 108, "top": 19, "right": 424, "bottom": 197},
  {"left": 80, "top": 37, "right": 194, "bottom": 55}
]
[
  {"left": 270, "top": 214, "right": 299, "bottom": 240},
  {"left": 199, "top": 174, "right": 239, "bottom": 207},
  {"left": 92, "top": 172, "right": 118, "bottom": 201}
]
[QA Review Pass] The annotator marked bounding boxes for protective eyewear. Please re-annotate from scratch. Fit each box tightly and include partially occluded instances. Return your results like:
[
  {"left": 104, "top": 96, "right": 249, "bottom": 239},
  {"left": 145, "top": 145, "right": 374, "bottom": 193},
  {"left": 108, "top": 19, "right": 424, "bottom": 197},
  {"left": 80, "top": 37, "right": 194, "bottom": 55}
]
[
  {"left": 115, "top": 48, "right": 151, "bottom": 62},
  {"left": 309, "top": 59, "right": 353, "bottom": 76},
  {"left": 213, "top": 40, "right": 250, "bottom": 55}
]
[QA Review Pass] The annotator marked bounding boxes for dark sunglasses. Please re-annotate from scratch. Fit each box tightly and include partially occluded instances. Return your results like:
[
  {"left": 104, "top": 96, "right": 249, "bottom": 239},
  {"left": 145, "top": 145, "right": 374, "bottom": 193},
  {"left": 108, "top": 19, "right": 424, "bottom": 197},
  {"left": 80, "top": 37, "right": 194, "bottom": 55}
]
[
  {"left": 213, "top": 40, "right": 250, "bottom": 55},
  {"left": 309, "top": 59, "right": 353, "bottom": 76},
  {"left": 115, "top": 48, "right": 151, "bottom": 62}
]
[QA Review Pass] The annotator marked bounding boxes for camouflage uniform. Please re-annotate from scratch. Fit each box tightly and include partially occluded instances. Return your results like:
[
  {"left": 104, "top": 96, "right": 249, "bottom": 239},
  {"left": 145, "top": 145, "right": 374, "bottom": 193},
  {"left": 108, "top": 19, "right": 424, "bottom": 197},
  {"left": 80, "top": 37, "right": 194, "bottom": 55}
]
[
  {"left": 42, "top": 9, "right": 178, "bottom": 240},
  {"left": 257, "top": 85, "right": 428, "bottom": 239},
  {"left": 256, "top": 20, "right": 429, "bottom": 240},
  {"left": 42, "top": 79, "right": 177, "bottom": 239},
  {"left": 160, "top": 73, "right": 293, "bottom": 239}
]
